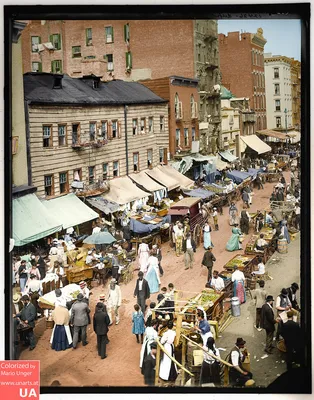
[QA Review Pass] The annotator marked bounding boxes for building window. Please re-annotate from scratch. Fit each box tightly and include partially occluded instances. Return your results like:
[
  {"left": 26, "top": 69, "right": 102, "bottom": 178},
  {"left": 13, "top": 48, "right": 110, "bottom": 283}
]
[
  {"left": 73, "top": 169, "right": 82, "bottom": 181},
  {"left": 32, "top": 62, "right": 42, "bottom": 72},
  {"left": 106, "top": 54, "right": 114, "bottom": 71},
  {"left": 251, "top": 50, "right": 254, "bottom": 65},
  {"left": 105, "top": 26, "right": 114, "bottom": 43},
  {"left": 133, "top": 153, "right": 139, "bottom": 172},
  {"left": 72, "top": 46, "right": 81, "bottom": 58},
  {"left": 124, "top": 23, "right": 130, "bottom": 42},
  {"left": 113, "top": 161, "right": 119, "bottom": 177},
  {"left": 49, "top": 34, "right": 61, "bottom": 50},
  {"left": 253, "top": 96, "right": 256, "bottom": 110},
  {"left": 229, "top": 115, "right": 234, "bottom": 125},
  {"left": 126, "top": 52, "right": 132, "bottom": 69},
  {"left": 51, "top": 60, "right": 62, "bottom": 73},
  {"left": 140, "top": 118, "right": 146, "bottom": 134},
  {"left": 44, "top": 175, "right": 54, "bottom": 196},
  {"left": 103, "top": 163, "right": 108, "bottom": 180},
  {"left": 88, "top": 166, "right": 95, "bottom": 184},
  {"left": 148, "top": 117, "right": 153, "bottom": 133},
  {"left": 192, "top": 127, "right": 196, "bottom": 141},
  {"left": 184, "top": 128, "right": 189, "bottom": 146},
  {"left": 59, "top": 172, "right": 68, "bottom": 194},
  {"left": 274, "top": 68, "right": 279, "bottom": 79},
  {"left": 274, "top": 83, "right": 280, "bottom": 95},
  {"left": 276, "top": 116, "right": 282, "bottom": 128},
  {"left": 175, "top": 93, "right": 182, "bottom": 119},
  {"left": 58, "top": 125, "right": 66, "bottom": 146},
  {"left": 159, "top": 148, "right": 164, "bottom": 163},
  {"left": 112, "top": 121, "right": 118, "bottom": 138},
  {"left": 43, "top": 125, "right": 52, "bottom": 147},
  {"left": 176, "top": 129, "right": 181, "bottom": 147},
  {"left": 132, "top": 119, "right": 138, "bottom": 135},
  {"left": 191, "top": 95, "right": 197, "bottom": 118},
  {"left": 275, "top": 100, "right": 281, "bottom": 111},
  {"left": 101, "top": 121, "right": 108, "bottom": 139},
  {"left": 72, "top": 123, "right": 80, "bottom": 145},
  {"left": 86, "top": 28, "right": 93, "bottom": 46},
  {"left": 89, "top": 122, "right": 96, "bottom": 141},
  {"left": 147, "top": 149, "right": 153, "bottom": 168},
  {"left": 31, "top": 36, "right": 41, "bottom": 52},
  {"left": 160, "top": 116, "right": 164, "bottom": 131}
]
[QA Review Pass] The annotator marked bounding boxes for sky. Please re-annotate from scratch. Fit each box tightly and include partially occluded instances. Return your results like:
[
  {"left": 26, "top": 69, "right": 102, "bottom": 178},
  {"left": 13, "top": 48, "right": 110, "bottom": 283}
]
[{"left": 218, "top": 19, "right": 301, "bottom": 61}]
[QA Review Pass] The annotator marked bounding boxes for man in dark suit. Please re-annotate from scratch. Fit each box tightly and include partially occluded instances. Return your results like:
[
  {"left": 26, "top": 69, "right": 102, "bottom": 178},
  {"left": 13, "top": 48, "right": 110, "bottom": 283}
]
[
  {"left": 70, "top": 293, "right": 90, "bottom": 349},
  {"left": 134, "top": 271, "right": 150, "bottom": 313},
  {"left": 281, "top": 310, "right": 302, "bottom": 370},
  {"left": 201, "top": 246, "right": 216, "bottom": 283},
  {"left": 93, "top": 302, "right": 110, "bottom": 359},
  {"left": 260, "top": 295, "right": 280, "bottom": 354},
  {"left": 14, "top": 295, "right": 37, "bottom": 350},
  {"left": 142, "top": 341, "right": 157, "bottom": 386}
]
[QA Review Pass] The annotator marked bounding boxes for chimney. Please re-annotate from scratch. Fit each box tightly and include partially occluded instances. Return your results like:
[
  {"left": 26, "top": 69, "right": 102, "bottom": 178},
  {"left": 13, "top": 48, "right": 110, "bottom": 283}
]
[{"left": 53, "top": 74, "right": 63, "bottom": 89}]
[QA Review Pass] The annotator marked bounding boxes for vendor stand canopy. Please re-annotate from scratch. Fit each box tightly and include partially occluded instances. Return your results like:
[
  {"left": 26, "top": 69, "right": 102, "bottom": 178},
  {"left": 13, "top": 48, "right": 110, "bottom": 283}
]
[
  {"left": 146, "top": 167, "right": 180, "bottom": 191},
  {"left": 102, "top": 176, "right": 151, "bottom": 205},
  {"left": 13, "top": 193, "right": 62, "bottom": 246},
  {"left": 256, "top": 129, "right": 287, "bottom": 142},
  {"left": 85, "top": 197, "right": 120, "bottom": 215},
  {"left": 41, "top": 193, "right": 99, "bottom": 230},
  {"left": 83, "top": 231, "right": 116, "bottom": 245},
  {"left": 129, "top": 170, "right": 167, "bottom": 202},
  {"left": 218, "top": 150, "right": 238, "bottom": 163},
  {"left": 183, "top": 188, "right": 215, "bottom": 199},
  {"left": 287, "top": 131, "right": 301, "bottom": 144},
  {"left": 157, "top": 164, "right": 194, "bottom": 190},
  {"left": 226, "top": 170, "right": 252, "bottom": 184},
  {"left": 240, "top": 134, "right": 272, "bottom": 154}
]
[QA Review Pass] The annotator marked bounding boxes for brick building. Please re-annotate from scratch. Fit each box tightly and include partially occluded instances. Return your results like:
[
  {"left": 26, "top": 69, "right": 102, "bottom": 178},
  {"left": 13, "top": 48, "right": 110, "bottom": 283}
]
[
  {"left": 21, "top": 19, "right": 221, "bottom": 154},
  {"left": 218, "top": 28, "right": 267, "bottom": 131},
  {"left": 140, "top": 76, "right": 199, "bottom": 158},
  {"left": 290, "top": 59, "right": 301, "bottom": 130}
]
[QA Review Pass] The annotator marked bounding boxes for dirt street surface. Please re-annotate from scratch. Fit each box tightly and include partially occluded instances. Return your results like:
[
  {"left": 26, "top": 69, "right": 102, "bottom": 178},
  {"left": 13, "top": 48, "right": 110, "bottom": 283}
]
[{"left": 20, "top": 171, "right": 299, "bottom": 388}]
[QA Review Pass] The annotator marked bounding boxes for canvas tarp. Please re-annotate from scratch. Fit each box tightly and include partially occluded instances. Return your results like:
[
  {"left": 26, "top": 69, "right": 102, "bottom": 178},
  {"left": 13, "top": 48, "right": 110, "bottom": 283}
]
[
  {"left": 226, "top": 170, "right": 252, "bottom": 184},
  {"left": 86, "top": 197, "right": 120, "bottom": 215},
  {"left": 183, "top": 188, "right": 215, "bottom": 199},
  {"left": 240, "top": 135, "right": 272, "bottom": 154},
  {"left": 157, "top": 165, "right": 194, "bottom": 189},
  {"left": 130, "top": 215, "right": 170, "bottom": 234},
  {"left": 146, "top": 167, "right": 180, "bottom": 191},
  {"left": 170, "top": 154, "right": 217, "bottom": 175},
  {"left": 257, "top": 129, "right": 287, "bottom": 141},
  {"left": 129, "top": 171, "right": 166, "bottom": 193},
  {"left": 41, "top": 193, "right": 99, "bottom": 230},
  {"left": 13, "top": 193, "right": 62, "bottom": 246},
  {"left": 287, "top": 131, "right": 301, "bottom": 144},
  {"left": 218, "top": 150, "right": 238, "bottom": 162},
  {"left": 102, "top": 176, "right": 151, "bottom": 205}
]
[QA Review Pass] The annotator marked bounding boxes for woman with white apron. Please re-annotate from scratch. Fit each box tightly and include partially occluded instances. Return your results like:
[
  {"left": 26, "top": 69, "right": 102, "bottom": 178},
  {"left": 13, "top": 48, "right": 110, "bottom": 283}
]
[
  {"left": 194, "top": 309, "right": 213, "bottom": 346},
  {"left": 159, "top": 321, "right": 178, "bottom": 384},
  {"left": 50, "top": 299, "right": 73, "bottom": 351},
  {"left": 140, "top": 319, "right": 158, "bottom": 371}
]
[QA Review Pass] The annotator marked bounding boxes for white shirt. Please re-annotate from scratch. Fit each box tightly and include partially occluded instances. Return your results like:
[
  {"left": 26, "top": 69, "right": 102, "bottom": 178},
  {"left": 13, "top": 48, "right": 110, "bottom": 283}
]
[
  {"left": 295, "top": 206, "right": 300, "bottom": 215},
  {"left": 255, "top": 262, "right": 265, "bottom": 275},
  {"left": 186, "top": 239, "right": 193, "bottom": 249},
  {"left": 80, "top": 287, "right": 90, "bottom": 299},
  {"left": 27, "top": 279, "right": 41, "bottom": 293},
  {"left": 49, "top": 246, "right": 58, "bottom": 255},
  {"left": 211, "top": 276, "right": 225, "bottom": 291},
  {"left": 85, "top": 255, "right": 93, "bottom": 265},
  {"left": 92, "top": 227, "right": 101, "bottom": 234},
  {"left": 139, "top": 279, "right": 143, "bottom": 291},
  {"left": 231, "top": 347, "right": 243, "bottom": 366},
  {"left": 107, "top": 285, "right": 122, "bottom": 307},
  {"left": 276, "top": 295, "right": 291, "bottom": 310},
  {"left": 203, "top": 344, "right": 220, "bottom": 365},
  {"left": 96, "top": 262, "right": 104, "bottom": 270},
  {"left": 231, "top": 270, "right": 245, "bottom": 282},
  {"left": 257, "top": 238, "right": 267, "bottom": 247},
  {"left": 160, "top": 329, "right": 176, "bottom": 345},
  {"left": 174, "top": 227, "right": 184, "bottom": 239},
  {"left": 213, "top": 211, "right": 218, "bottom": 218}
]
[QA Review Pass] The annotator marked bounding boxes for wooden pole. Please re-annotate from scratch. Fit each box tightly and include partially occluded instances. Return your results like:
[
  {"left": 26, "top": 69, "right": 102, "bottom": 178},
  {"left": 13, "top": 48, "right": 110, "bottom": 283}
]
[
  {"left": 181, "top": 336, "right": 187, "bottom": 385},
  {"left": 154, "top": 342, "right": 161, "bottom": 386},
  {"left": 174, "top": 290, "right": 179, "bottom": 319},
  {"left": 174, "top": 313, "right": 183, "bottom": 347}
]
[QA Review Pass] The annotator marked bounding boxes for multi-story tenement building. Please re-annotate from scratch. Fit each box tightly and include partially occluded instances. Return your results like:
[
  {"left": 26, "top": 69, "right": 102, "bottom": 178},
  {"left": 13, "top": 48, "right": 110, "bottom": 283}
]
[
  {"left": 23, "top": 72, "right": 169, "bottom": 198},
  {"left": 140, "top": 76, "right": 199, "bottom": 159},
  {"left": 290, "top": 59, "right": 301, "bottom": 130},
  {"left": 21, "top": 19, "right": 221, "bottom": 154},
  {"left": 230, "top": 97, "right": 257, "bottom": 137},
  {"left": 219, "top": 28, "right": 267, "bottom": 131},
  {"left": 264, "top": 53, "right": 293, "bottom": 131}
]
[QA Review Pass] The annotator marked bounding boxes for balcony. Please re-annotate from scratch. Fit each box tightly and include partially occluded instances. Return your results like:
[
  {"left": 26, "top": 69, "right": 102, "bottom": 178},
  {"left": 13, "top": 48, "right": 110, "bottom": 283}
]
[
  {"left": 204, "top": 59, "right": 219, "bottom": 70},
  {"left": 72, "top": 139, "right": 108, "bottom": 149},
  {"left": 242, "top": 113, "right": 257, "bottom": 123},
  {"left": 209, "top": 115, "right": 221, "bottom": 124}
]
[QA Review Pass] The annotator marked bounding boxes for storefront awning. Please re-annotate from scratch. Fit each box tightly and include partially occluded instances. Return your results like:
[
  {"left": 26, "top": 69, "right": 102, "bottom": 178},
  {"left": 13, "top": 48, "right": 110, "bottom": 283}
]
[
  {"left": 129, "top": 170, "right": 166, "bottom": 193},
  {"left": 41, "top": 193, "right": 99, "bottom": 230},
  {"left": 102, "top": 176, "right": 151, "bottom": 205},
  {"left": 13, "top": 193, "right": 62, "bottom": 246},
  {"left": 86, "top": 197, "right": 120, "bottom": 215},
  {"left": 183, "top": 188, "right": 215, "bottom": 199},
  {"left": 287, "top": 131, "right": 301, "bottom": 143},
  {"left": 240, "top": 135, "right": 272, "bottom": 154},
  {"left": 257, "top": 129, "right": 287, "bottom": 141},
  {"left": 219, "top": 150, "right": 238, "bottom": 162},
  {"left": 146, "top": 167, "right": 180, "bottom": 191},
  {"left": 157, "top": 165, "right": 194, "bottom": 189}
]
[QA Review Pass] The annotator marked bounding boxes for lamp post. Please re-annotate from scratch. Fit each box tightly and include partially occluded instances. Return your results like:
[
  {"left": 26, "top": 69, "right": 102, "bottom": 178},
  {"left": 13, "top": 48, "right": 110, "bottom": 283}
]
[{"left": 284, "top": 108, "right": 288, "bottom": 150}]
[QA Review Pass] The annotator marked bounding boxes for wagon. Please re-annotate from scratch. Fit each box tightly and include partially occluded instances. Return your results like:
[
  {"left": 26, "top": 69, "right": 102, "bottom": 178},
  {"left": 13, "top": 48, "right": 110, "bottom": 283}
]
[
  {"left": 168, "top": 197, "right": 208, "bottom": 247},
  {"left": 276, "top": 154, "right": 290, "bottom": 171}
]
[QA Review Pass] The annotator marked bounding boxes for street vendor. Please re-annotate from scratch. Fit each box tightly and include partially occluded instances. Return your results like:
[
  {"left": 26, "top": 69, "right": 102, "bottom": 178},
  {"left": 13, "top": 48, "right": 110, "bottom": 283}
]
[
  {"left": 79, "top": 281, "right": 90, "bottom": 303},
  {"left": 255, "top": 210, "right": 264, "bottom": 233},
  {"left": 212, "top": 207, "right": 219, "bottom": 231},
  {"left": 210, "top": 270, "right": 225, "bottom": 293},
  {"left": 256, "top": 234, "right": 268, "bottom": 252},
  {"left": 95, "top": 259, "right": 106, "bottom": 288},
  {"left": 194, "top": 310, "right": 213, "bottom": 346},
  {"left": 231, "top": 266, "right": 246, "bottom": 304},
  {"left": 85, "top": 251, "right": 94, "bottom": 265},
  {"left": 227, "top": 338, "right": 253, "bottom": 387},
  {"left": 265, "top": 211, "right": 274, "bottom": 225}
]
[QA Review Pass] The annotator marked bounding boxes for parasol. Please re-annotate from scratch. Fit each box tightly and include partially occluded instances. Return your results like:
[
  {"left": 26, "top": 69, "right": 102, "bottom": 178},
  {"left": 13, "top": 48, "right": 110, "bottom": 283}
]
[{"left": 83, "top": 231, "right": 116, "bottom": 245}]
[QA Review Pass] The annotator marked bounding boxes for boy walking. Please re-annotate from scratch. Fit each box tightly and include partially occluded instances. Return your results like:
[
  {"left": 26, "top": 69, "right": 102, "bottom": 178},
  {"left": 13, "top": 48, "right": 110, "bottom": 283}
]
[
  {"left": 253, "top": 280, "right": 267, "bottom": 331},
  {"left": 212, "top": 208, "right": 219, "bottom": 231}
]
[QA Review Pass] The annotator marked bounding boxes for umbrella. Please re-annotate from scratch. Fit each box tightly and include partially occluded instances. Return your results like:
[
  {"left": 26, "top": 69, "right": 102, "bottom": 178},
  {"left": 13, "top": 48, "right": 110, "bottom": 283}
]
[{"left": 83, "top": 231, "right": 116, "bottom": 245}]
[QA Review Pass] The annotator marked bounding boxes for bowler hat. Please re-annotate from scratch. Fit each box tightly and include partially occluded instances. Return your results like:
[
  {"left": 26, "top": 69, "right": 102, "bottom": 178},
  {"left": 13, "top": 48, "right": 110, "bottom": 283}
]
[
  {"left": 281, "top": 288, "right": 288, "bottom": 295},
  {"left": 291, "top": 282, "right": 299, "bottom": 290},
  {"left": 235, "top": 337, "right": 246, "bottom": 346},
  {"left": 77, "top": 293, "right": 84, "bottom": 301},
  {"left": 150, "top": 342, "right": 158, "bottom": 350},
  {"left": 266, "top": 295, "right": 274, "bottom": 302},
  {"left": 55, "top": 289, "right": 62, "bottom": 297}
]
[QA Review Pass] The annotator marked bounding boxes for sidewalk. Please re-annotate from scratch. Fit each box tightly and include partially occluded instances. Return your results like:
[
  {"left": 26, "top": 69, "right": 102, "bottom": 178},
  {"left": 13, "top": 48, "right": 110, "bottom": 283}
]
[{"left": 216, "top": 233, "right": 300, "bottom": 387}]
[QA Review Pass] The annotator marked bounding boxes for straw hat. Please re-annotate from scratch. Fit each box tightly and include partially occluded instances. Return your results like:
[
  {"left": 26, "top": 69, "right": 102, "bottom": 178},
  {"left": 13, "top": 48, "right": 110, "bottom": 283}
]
[{"left": 13, "top": 293, "right": 21, "bottom": 304}]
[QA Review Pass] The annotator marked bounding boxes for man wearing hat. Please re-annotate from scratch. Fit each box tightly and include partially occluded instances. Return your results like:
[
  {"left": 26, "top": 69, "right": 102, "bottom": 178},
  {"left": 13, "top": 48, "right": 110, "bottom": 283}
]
[
  {"left": 260, "top": 295, "right": 280, "bottom": 354},
  {"left": 287, "top": 282, "right": 300, "bottom": 311},
  {"left": 79, "top": 281, "right": 90, "bottom": 304},
  {"left": 85, "top": 251, "right": 94, "bottom": 265},
  {"left": 212, "top": 207, "right": 219, "bottom": 231},
  {"left": 142, "top": 341, "right": 157, "bottom": 386},
  {"left": 227, "top": 337, "right": 253, "bottom": 386},
  {"left": 107, "top": 278, "right": 122, "bottom": 325},
  {"left": 13, "top": 293, "right": 23, "bottom": 314},
  {"left": 201, "top": 247, "right": 216, "bottom": 284},
  {"left": 70, "top": 293, "right": 90, "bottom": 349},
  {"left": 275, "top": 288, "right": 292, "bottom": 341},
  {"left": 18, "top": 260, "right": 28, "bottom": 293},
  {"left": 13, "top": 295, "right": 37, "bottom": 351},
  {"left": 281, "top": 310, "right": 302, "bottom": 370}
]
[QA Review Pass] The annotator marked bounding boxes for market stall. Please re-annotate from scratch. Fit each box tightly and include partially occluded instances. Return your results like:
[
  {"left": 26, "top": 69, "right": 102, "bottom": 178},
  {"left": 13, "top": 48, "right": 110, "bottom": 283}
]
[
  {"left": 245, "top": 226, "right": 276, "bottom": 262},
  {"left": 223, "top": 254, "right": 258, "bottom": 277},
  {"left": 38, "top": 283, "right": 81, "bottom": 310}
]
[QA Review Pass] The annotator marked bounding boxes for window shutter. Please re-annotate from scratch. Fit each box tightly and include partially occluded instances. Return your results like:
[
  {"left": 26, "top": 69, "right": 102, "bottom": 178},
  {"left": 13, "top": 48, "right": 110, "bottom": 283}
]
[
  {"left": 51, "top": 61, "right": 54, "bottom": 73},
  {"left": 57, "top": 34, "right": 61, "bottom": 50},
  {"left": 111, "top": 27, "right": 114, "bottom": 42},
  {"left": 85, "top": 29, "right": 88, "bottom": 45},
  {"left": 49, "top": 34, "right": 53, "bottom": 44},
  {"left": 125, "top": 52, "right": 128, "bottom": 68},
  {"left": 118, "top": 121, "right": 122, "bottom": 139},
  {"left": 179, "top": 102, "right": 183, "bottom": 119},
  {"left": 38, "top": 36, "right": 41, "bottom": 44},
  {"left": 38, "top": 63, "right": 42, "bottom": 72},
  {"left": 129, "top": 52, "right": 132, "bottom": 68},
  {"left": 124, "top": 24, "right": 127, "bottom": 41},
  {"left": 108, "top": 122, "right": 113, "bottom": 139}
]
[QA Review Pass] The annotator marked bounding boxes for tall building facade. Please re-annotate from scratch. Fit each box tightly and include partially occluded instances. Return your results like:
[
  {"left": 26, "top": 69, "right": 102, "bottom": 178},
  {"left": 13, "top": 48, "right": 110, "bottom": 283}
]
[
  {"left": 21, "top": 19, "right": 221, "bottom": 155},
  {"left": 290, "top": 59, "right": 301, "bottom": 130},
  {"left": 264, "top": 53, "right": 293, "bottom": 131},
  {"left": 218, "top": 28, "right": 267, "bottom": 131}
]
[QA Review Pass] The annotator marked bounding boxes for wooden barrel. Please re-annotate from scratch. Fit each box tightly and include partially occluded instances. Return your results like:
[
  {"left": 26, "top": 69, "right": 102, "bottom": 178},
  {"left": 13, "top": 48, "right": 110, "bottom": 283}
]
[{"left": 277, "top": 238, "right": 288, "bottom": 254}]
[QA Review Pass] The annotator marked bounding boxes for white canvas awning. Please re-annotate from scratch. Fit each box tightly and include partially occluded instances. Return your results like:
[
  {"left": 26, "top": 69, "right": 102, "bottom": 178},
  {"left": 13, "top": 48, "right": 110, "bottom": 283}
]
[
  {"left": 129, "top": 170, "right": 166, "bottom": 193},
  {"left": 287, "top": 131, "right": 301, "bottom": 143},
  {"left": 146, "top": 167, "right": 180, "bottom": 191},
  {"left": 103, "top": 177, "right": 151, "bottom": 205},
  {"left": 157, "top": 165, "right": 194, "bottom": 189},
  {"left": 241, "top": 134, "right": 272, "bottom": 154}
]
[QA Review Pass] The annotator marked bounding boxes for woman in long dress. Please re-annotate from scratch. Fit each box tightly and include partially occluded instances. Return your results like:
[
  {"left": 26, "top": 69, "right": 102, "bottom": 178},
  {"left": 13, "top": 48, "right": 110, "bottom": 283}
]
[
  {"left": 226, "top": 225, "right": 242, "bottom": 251},
  {"left": 231, "top": 266, "right": 246, "bottom": 304},
  {"left": 229, "top": 203, "right": 238, "bottom": 226},
  {"left": 281, "top": 220, "right": 291, "bottom": 244},
  {"left": 203, "top": 222, "right": 214, "bottom": 249},
  {"left": 140, "top": 319, "right": 158, "bottom": 371},
  {"left": 145, "top": 252, "right": 160, "bottom": 294},
  {"left": 132, "top": 304, "right": 145, "bottom": 344},
  {"left": 50, "top": 299, "right": 73, "bottom": 351},
  {"left": 240, "top": 210, "right": 250, "bottom": 235},
  {"left": 138, "top": 241, "right": 150, "bottom": 274},
  {"left": 200, "top": 337, "right": 221, "bottom": 386},
  {"left": 159, "top": 320, "right": 178, "bottom": 384}
]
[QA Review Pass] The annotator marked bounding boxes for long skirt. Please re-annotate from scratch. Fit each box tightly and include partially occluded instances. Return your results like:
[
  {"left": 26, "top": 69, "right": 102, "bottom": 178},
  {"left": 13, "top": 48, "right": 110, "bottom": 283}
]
[
  {"left": 203, "top": 231, "right": 214, "bottom": 249},
  {"left": 226, "top": 234, "right": 241, "bottom": 251},
  {"left": 229, "top": 212, "right": 238, "bottom": 226},
  {"left": 50, "top": 325, "right": 73, "bottom": 351},
  {"left": 240, "top": 219, "right": 249, "bottom": 235},
  {"left": 200, "top": 361, "right": 221, "bottom": 385},
  {"left": 159, "top": 343, "right": 178, "bottom": 381},
  {"left": 233, "top": 280, "right": 246, "bottom": 304},
  {"left": 145, "top": 266, "right": 160, "bottom": 294}
]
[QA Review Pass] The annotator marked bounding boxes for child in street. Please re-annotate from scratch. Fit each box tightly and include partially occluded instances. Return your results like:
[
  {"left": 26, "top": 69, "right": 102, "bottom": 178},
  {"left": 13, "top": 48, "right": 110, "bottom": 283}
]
[
  {"left": 212, "top": 208, "right": 219, "bottom": 231},
  {"left": 132, "top": 304, "right": 145, "bottom": 344}
]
